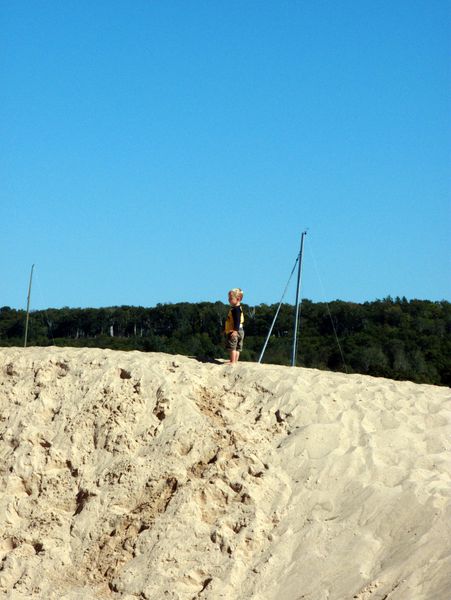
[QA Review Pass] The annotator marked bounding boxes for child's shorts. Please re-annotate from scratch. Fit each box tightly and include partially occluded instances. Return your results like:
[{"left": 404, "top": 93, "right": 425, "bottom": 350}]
[{"left": 226, "top": 330, "right": 244, "bottom": 352}]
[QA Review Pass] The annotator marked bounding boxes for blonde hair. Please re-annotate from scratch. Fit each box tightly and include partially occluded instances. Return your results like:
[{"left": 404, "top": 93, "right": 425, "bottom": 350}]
[{"left": 229, "top": 288, "right": 244, "bottom": 301}]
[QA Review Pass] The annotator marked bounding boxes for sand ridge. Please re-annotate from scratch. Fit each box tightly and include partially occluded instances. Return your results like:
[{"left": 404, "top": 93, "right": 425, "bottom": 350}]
[{"left": 0, "top": 347, "right": 450, "bottom": 599}]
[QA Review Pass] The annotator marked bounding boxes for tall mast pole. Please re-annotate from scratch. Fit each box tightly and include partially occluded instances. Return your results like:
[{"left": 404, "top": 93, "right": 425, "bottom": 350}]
[
  {"left": 291, "top": 232, "right": 307, "bottom": 366},
  {"left": 24, "top": 264, "right": 34, "bottom": 348}
]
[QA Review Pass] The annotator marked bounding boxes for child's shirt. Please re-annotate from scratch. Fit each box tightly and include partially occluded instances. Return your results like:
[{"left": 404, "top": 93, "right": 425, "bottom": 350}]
[{"left": 225, "top": 305, "right": 244, "bottom": 334}]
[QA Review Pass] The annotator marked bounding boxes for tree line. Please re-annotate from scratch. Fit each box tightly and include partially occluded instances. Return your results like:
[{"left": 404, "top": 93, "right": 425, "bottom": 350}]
[{"left": 0, "top": 298, "right": 449, "bottom": 386}]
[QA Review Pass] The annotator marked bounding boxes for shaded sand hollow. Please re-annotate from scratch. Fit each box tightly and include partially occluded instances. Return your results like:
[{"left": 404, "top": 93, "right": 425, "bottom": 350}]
[{"left": 0, "top": 347, "right": 450, "bottom": 600}]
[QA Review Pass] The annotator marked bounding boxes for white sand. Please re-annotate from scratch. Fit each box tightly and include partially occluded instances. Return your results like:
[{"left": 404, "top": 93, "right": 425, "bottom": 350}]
[{"left": 0, "top": 346, "right": 450, "bottom": 600}]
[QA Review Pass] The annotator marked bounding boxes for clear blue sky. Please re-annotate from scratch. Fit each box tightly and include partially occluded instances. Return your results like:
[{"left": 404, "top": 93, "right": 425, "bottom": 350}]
[{"left": 1, "top": 1, "right": 450, "bottom": 310}]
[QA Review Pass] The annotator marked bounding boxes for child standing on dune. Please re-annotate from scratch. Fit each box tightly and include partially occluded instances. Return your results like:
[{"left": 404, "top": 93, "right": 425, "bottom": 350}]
[{"left": 225, "top": 288, "right": 244, "bottom": 364}]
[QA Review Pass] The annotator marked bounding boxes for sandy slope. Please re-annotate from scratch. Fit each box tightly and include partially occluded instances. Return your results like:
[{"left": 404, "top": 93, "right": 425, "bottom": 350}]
[{"left": 0, "top": 347, "right": 450, "bottom": 600}]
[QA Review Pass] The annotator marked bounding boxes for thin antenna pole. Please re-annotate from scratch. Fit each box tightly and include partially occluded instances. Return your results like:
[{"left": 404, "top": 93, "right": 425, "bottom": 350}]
[
  {"left": 24, "top": 264, "right": 34, "bottom": 348},
  {"left": 291, "top": 231, "right": 307, "bottom": 366}
]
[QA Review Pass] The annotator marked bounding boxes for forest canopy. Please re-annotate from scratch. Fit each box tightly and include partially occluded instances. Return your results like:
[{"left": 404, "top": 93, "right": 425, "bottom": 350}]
[{"left": 1, "top": 298, "right": 449, "bottom": 386}]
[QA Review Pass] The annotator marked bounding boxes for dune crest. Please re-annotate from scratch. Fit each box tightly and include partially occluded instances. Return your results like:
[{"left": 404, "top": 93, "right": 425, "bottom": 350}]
[{"left": 0, "top": 347, "right": 450, "bottom": 599}]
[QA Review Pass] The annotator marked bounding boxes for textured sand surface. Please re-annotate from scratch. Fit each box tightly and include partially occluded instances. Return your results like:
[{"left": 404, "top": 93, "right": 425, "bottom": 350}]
[{"left": 0, "top": 347, "right": 450, "bottom": 599}]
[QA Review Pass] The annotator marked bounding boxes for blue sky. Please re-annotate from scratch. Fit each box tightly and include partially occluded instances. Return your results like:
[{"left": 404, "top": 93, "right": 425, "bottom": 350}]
[{"left": 1, "top": 1, "right": 450, "bottom": 310}]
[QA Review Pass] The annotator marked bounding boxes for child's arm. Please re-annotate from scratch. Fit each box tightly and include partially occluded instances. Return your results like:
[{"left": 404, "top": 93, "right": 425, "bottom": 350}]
[{"left": 230, "top": 306, "right": 241, "bottom": 336}]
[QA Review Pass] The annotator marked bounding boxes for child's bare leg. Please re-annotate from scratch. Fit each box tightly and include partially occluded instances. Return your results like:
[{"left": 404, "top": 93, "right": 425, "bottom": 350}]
[{"left": 229, "top": 349, "right": 238, "bottom": 364}]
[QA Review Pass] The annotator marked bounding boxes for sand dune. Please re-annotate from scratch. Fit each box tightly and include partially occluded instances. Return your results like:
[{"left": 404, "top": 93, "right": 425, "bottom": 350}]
[{"left": 0, "top": 347, "right": 450, "bottom": 599}]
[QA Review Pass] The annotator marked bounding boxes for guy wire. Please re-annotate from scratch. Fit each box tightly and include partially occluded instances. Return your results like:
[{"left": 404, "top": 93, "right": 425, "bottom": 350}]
[
  {"left": 307, "top": 242, "right": 349, "bottom": 374},
  {"left": 258, "top": 255, "right": 299, "bottom": 364},
  {"left": 34, "top": 271, "right": 56, "bottom": 346}
]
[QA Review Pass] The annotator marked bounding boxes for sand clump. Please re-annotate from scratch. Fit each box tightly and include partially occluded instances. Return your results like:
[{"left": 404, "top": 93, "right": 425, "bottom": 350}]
[{"left": 0, "top": 346, "right": 450, "bottom": 599}]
